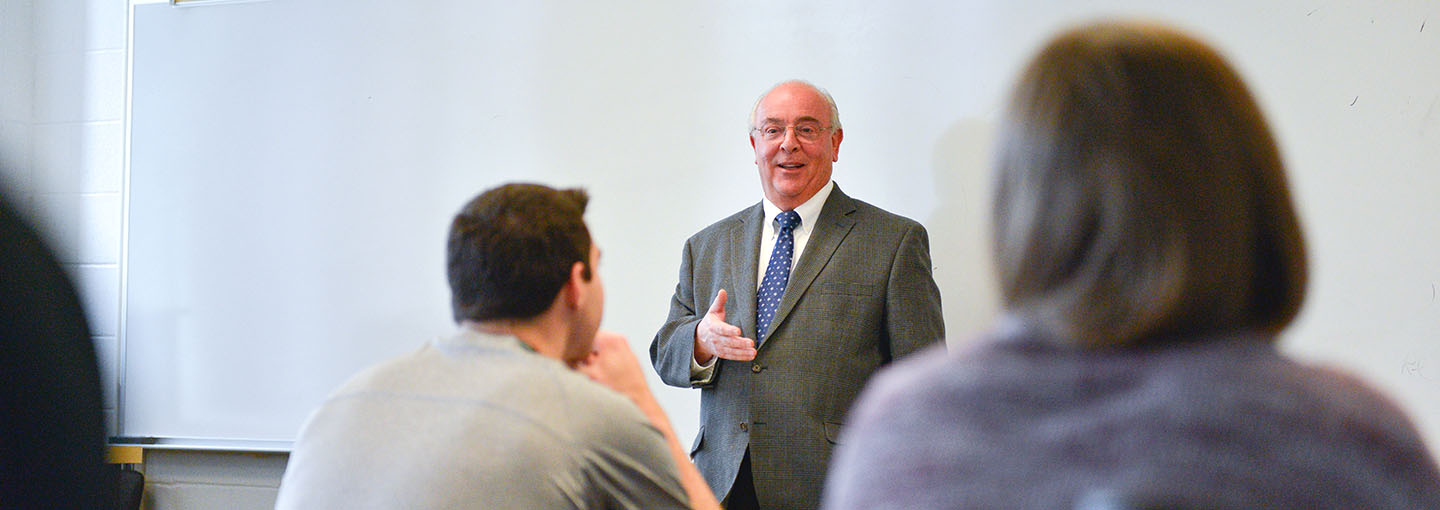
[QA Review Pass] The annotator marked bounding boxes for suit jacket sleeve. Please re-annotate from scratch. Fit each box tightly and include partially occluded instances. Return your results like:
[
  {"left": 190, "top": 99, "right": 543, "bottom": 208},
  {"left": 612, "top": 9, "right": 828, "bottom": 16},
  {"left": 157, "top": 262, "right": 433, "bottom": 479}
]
[
  {"left": 650, "top": 238, "right": 708, "bottom": 388},
  {"left": 885, "top": 223, "right": 945, "bottom": 359}
]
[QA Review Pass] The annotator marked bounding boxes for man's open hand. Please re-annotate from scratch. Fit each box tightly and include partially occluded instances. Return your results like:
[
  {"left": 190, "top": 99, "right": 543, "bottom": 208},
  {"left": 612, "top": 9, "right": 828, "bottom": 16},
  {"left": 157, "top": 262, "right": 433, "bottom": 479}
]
[{"left": 694, "top": 289, "right": 757, "bottom": 364}]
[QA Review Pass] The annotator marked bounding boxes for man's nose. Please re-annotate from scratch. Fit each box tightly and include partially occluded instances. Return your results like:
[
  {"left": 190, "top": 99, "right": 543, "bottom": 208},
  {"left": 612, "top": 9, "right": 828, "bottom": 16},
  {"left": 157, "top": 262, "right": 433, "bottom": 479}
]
[{"left": 779, "top": 127, "right": 800, "bottom": 152}]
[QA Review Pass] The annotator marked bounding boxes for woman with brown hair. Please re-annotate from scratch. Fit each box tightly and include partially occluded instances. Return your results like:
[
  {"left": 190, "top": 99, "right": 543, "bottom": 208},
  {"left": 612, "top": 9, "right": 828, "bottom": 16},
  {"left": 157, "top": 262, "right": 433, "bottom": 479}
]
[{"left": 823, "top": 21, "right": 1440, "bottom": 510}]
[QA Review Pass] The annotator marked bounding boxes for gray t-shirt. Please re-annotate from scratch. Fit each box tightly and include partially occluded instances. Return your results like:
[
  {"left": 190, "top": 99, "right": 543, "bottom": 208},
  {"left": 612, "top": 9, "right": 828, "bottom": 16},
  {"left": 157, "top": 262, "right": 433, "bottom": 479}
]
[{"left": 276, "top": 329, "right": 689, "bottom": 509}]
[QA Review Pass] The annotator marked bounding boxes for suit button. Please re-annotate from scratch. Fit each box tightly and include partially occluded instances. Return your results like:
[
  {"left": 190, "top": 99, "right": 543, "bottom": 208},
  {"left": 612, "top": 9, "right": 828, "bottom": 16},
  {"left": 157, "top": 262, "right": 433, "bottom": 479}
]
[
  {"left": 739, "top": 422, "right": 748, "bottom": 432},
  {"left": 751, "top": 363, "right": 763, "bottom": 373}
]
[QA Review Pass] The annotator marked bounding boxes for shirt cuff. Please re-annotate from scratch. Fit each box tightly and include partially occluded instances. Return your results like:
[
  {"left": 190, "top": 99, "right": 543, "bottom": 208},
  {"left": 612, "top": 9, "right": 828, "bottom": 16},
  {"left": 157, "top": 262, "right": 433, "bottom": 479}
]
[{"left": 689, "top": 354, "right": 718, "bottom": 386}]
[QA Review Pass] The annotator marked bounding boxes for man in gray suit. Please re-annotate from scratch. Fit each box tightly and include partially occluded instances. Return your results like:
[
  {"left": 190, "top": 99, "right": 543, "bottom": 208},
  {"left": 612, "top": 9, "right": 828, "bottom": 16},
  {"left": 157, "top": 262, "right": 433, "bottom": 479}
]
[{"left": 650, "top": 81, "right": 945, "bottom": 509}]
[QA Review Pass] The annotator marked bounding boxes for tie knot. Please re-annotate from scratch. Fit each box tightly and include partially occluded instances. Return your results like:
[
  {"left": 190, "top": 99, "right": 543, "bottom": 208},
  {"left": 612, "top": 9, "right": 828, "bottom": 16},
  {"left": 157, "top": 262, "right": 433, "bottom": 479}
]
[{"left": 775, "top": 210, "right": 801, "bottom": 231}]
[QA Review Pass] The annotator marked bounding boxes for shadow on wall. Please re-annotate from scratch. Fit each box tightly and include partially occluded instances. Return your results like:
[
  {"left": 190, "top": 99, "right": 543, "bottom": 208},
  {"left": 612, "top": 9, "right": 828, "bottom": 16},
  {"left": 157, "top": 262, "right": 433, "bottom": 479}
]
[{"left": 926, "top": 118, "right": 1001, "bottom": 346}]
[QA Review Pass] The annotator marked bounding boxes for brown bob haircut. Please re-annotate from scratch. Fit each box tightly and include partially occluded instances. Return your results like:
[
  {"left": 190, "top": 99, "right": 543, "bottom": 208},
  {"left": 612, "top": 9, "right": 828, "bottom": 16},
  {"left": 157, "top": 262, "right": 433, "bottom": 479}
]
[
  {"left": 991, "top": 21, "right": 1307, "bottom": 349},
  {"left": 448, "top": 183, "right": 591, "bottom": 323}
]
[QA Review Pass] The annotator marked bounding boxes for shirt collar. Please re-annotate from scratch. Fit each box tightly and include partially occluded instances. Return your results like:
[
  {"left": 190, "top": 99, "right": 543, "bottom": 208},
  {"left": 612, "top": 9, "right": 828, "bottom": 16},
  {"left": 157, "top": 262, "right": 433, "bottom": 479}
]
[
  {"left": 761, "top": 179, "right": 835, "bottom": 231},
  {"left": 438, "top": 324, "right": 537, "bottom": 355}
]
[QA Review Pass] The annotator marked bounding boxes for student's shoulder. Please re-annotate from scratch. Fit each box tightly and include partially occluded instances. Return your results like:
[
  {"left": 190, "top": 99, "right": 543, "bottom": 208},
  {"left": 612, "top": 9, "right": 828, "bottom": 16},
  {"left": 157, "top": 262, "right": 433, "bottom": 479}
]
[
  {"left": 1273, "top": 356, "right": 1432, "bottom": 446},
  {"left": 547, "top": 372, "right": 667, "bottom": 449},
  {"left": 325, "top": 344, "right": 434, "bottom": 396}
]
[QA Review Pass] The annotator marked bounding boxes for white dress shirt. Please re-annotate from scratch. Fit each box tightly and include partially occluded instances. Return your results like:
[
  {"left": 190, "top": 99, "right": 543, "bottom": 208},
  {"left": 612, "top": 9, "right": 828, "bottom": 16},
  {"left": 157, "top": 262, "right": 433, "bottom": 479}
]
[
  {"left": 755, "top": 179, "right": 834, "bottom": 289},
  {"left": 691, "top": 180, "right": 836, "bottom": 380}
]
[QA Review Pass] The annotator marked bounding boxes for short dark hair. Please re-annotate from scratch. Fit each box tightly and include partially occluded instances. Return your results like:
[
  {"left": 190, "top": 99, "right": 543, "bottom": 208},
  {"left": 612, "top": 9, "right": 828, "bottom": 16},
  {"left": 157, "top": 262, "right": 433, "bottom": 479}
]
[
  {"left": 447, "top": 183, "right": 591, "bottom": 323},
  {"left": 991, "top": 21, "right": 1307, "bottom": 349}
]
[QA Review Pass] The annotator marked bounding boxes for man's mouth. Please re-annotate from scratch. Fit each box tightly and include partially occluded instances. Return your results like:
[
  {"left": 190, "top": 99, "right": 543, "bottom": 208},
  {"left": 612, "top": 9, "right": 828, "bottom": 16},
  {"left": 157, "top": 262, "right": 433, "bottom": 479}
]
[{"left": 778, "top": 163, "right": 804, "bottom": 170}]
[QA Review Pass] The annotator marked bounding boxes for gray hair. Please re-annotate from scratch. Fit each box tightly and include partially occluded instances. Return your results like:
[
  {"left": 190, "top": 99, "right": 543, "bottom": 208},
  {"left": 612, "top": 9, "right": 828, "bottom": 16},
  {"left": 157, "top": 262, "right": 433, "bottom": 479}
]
[{"left": 747, "top": 80, "right": 842, "bottom": 131}]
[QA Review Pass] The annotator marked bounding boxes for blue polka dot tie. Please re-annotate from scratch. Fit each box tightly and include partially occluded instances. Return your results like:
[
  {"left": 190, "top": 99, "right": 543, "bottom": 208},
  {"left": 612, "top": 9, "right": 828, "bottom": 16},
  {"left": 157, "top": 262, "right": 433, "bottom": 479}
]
[{"left": 756, "top": 210, "right": 801, "bottom": 342}]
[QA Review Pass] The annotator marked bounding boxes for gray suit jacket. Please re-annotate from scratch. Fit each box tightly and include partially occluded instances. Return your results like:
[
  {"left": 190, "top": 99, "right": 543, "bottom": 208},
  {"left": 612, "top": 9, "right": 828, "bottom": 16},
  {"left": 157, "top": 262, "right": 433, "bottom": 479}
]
[{"left": 650, "top": 185, "right": 945, "bottom": 509}]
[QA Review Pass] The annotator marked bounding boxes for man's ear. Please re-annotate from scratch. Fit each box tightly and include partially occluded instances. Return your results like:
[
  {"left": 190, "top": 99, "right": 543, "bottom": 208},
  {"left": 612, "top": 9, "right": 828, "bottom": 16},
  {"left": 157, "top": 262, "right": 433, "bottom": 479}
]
[
  {"left": 562, "top": 260, "right": 588, "bottom": 309},
  {"left": 831, "top": 128, "right": 844, "bottom": 161}
]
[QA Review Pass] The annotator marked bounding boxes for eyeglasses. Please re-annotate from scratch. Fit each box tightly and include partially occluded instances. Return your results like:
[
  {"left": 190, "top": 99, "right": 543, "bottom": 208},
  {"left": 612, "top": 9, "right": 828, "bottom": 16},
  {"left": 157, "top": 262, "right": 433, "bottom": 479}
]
[{"left": 751, "top": 122, "right": 833, "bottom": 142}]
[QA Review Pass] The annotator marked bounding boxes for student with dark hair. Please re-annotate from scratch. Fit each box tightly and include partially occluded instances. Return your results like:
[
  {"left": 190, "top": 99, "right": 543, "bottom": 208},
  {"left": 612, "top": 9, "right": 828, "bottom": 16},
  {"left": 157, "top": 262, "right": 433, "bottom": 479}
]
[
  {"left": 276, "top": 183, "right": 718, "bottom": 509},
  {"left": 823, "top": 21, "right": 1440, "bottom": 510},
  {"left": 0, "top": 193, "right": 114, "bottom": 509}
]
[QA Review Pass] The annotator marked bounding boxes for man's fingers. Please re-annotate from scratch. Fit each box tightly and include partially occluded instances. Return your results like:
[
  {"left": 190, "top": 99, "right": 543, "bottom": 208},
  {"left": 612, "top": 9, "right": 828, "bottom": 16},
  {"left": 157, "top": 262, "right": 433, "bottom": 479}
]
[
  {"left": 712, "top": 336, "right": 755, "bottom": 352},
  {"left": 715, "top": 344, "right": 758, "bottom": 361},
  {"left": 699, "top": 313, "right": 742, "bottom": 339},
  {"left": 574, "top": 355, "right": 602, "bottom": 380},
  {"left": 706, "top": 332, "right": 752, "bottom": 347},
  {"left": 707, "top": 289, "right": 729, "bottom": 315},
  {"left": 712, "top": 322, "right": 742, "bottom": 338},
  {"left": 699, "top": 332, "right": 756, "bottom": 361},
  {"left": 592, "top": 330, "right": 629, "bottom": 353}
]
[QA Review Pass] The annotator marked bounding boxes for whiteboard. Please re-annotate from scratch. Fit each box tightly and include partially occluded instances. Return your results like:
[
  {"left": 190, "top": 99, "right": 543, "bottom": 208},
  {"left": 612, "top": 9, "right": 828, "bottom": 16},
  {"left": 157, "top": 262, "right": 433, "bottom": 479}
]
[{"left": 125, "top": 0, "right": 1440, "bottom": 451}]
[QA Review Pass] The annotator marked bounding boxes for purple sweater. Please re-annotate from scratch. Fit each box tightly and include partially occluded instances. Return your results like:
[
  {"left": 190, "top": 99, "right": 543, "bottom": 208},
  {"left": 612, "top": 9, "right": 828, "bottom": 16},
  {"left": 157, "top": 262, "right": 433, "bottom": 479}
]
[{"left": 823, "top": 323, "right": 1440, "bottom": 509}]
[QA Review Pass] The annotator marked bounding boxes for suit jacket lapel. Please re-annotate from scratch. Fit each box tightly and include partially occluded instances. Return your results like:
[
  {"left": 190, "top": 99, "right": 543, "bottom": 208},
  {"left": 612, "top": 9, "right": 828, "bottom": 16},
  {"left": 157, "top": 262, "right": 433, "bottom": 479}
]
[
  {"left": 729, "top": 203, "right": 764, "bottom": 340},
  {"left": 761, "top": 186, "right": 857, "bottom": 349}
]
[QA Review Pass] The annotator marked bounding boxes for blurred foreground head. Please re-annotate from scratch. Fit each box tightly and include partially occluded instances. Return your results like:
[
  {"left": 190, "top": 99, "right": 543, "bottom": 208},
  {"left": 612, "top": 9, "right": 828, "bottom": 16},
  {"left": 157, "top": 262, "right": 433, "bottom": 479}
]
[{"left": 991, "top": 20, "right": 1308, "bottom": 349}]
